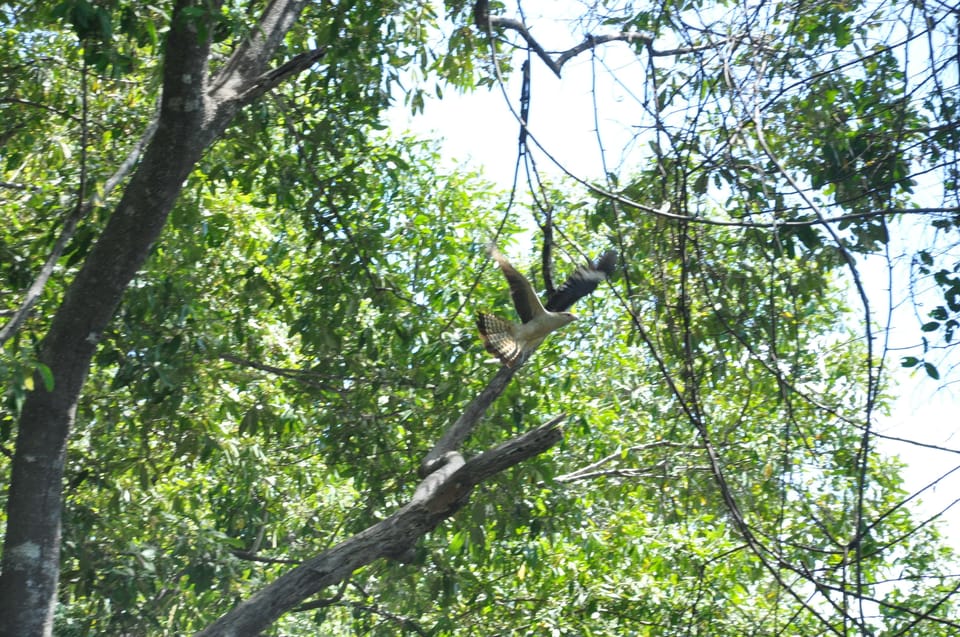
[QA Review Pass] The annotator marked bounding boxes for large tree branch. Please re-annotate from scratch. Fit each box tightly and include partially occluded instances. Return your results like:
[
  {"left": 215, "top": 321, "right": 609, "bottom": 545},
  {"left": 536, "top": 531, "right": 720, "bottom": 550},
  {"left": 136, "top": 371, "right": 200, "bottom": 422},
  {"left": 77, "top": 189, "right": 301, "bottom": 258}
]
[
  {"left": 233, "top": 47, "right": 329, "bottom": 106},
  {"left": 209, "top": 0, "right": 313, "bottom": 100},
  {"left": 196, "top": 416, "right": 565, "bottom": 636},
  {"left": 420, "top": 363, "right": 520, "bottom": 475}
]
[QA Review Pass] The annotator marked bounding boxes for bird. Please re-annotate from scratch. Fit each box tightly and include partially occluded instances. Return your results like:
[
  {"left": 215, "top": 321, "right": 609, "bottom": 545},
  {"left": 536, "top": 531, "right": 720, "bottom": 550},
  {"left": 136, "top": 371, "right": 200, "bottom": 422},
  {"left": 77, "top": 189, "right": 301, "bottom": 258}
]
[{"left": 476, "top": 244, "right": 617, "bottom": 367}]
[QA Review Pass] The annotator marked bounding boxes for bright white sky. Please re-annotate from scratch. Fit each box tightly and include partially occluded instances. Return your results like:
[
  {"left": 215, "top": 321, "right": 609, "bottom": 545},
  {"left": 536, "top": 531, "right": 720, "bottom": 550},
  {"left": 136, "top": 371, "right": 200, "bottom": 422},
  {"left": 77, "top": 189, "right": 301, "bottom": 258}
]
[
  {"left": 386, "top": 4, "right": 960, "bottom": 547},
  {"left": 858, "top": 229, "right": 960, "bottom": 546}
]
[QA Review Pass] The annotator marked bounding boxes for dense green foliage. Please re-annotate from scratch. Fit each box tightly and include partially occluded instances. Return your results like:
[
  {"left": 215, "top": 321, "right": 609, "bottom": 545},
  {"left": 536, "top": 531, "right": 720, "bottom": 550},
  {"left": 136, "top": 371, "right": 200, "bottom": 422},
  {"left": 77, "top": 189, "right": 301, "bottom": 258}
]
[{"left": 2, "top": 0, "right": 959, "bottom": 634}]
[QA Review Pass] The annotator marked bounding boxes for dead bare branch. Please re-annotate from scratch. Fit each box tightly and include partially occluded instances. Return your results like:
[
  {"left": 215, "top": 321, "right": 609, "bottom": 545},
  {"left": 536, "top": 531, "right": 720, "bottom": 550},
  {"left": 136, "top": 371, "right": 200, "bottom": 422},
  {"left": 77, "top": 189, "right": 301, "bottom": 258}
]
[
  {"left": 197, "top": 416, "right": 564, "bottom": 636},
  {"left": 474, "top": 0, "right": 718, "bottom": 78}
]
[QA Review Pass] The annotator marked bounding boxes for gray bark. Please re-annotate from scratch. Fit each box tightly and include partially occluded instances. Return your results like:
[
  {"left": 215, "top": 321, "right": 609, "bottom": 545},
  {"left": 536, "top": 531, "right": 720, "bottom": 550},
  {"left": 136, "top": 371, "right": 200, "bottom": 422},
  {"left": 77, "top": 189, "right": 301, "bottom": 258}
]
[{"left": 196, "top": 417, "right": 564, "bottom": 637}]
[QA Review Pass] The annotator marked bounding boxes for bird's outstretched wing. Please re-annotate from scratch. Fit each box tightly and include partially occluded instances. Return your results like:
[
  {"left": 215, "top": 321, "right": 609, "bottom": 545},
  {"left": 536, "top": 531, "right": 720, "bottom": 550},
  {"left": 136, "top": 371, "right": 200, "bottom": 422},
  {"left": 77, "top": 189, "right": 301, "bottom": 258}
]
[
  {"left": 544, "top": 249, "right": 617, "bottom": 312},
  {"left": 488, "top": 245, "right": 545, "bottom": 324}
]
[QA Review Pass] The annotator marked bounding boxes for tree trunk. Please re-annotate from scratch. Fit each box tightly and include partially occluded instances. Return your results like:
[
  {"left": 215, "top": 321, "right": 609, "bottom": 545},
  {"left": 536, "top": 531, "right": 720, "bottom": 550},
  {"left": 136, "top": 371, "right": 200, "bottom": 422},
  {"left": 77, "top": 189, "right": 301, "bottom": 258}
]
[
  {"left": 0, "top": 0, "right": 286, "bottom": 630},
  {"left": 0, "top": 129, "right": 206, "bottom": 637}
]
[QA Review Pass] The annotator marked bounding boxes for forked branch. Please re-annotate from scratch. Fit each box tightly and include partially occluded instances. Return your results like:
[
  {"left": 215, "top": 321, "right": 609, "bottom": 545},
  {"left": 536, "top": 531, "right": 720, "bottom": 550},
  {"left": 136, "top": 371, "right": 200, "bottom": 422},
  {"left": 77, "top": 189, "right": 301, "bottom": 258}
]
[{"left": 473, "top": 0, "right": 709, "bottom": 77}]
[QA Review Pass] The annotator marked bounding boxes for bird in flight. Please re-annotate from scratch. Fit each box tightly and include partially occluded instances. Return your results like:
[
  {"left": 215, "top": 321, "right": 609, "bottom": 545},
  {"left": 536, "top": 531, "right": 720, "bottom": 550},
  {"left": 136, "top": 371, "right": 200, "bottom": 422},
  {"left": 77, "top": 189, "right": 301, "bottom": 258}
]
[{"left": 476, "top": 245, "right": 617, "bottom": 367}]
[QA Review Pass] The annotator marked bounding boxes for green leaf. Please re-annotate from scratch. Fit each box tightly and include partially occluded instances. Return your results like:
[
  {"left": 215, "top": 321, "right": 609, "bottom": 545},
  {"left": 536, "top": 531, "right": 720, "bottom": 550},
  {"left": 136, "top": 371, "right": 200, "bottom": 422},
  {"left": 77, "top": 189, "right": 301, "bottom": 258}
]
[{"left": 35, "top": 363, "right": 55, "bottom": 392}]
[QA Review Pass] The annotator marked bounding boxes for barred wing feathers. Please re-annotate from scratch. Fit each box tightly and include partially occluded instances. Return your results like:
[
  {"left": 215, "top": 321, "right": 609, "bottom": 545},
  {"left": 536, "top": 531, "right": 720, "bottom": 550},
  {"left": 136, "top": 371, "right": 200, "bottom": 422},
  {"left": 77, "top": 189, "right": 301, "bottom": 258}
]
[{"left": 476, "top": 312, "right": 525, "bottom": 367}]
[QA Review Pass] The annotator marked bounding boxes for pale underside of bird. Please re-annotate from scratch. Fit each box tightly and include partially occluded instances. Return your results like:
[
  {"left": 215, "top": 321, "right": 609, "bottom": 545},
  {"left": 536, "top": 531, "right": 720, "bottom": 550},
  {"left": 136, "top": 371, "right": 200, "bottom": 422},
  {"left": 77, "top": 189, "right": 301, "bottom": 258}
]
[{"left": 476, "top": 245, "right": 617, "bottom": 367}]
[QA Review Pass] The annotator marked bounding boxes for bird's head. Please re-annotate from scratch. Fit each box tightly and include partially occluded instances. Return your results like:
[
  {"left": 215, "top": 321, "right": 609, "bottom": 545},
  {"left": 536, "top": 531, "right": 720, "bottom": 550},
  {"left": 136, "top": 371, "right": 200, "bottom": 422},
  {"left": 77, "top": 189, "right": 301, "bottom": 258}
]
[{"left": 559, "top": 311, "right": 578, "bottom": 325}]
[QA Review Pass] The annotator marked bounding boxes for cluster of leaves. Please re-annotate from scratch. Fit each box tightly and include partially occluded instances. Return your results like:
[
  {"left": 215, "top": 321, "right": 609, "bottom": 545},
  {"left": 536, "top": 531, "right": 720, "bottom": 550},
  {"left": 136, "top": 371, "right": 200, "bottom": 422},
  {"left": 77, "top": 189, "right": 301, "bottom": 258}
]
[{"left": 903, "top": 247, "right": 960, "bottom": 379}]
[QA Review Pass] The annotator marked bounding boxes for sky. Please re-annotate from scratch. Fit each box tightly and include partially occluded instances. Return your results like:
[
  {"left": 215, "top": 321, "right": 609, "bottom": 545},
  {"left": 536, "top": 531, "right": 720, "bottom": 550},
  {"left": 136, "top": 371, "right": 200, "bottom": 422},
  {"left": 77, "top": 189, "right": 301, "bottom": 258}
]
[
  {"left": 385, "top": 4, "right": 960, "bottom": 546},
  {"left": 858, "top": 232, "right": 960, "bottom": 544}
]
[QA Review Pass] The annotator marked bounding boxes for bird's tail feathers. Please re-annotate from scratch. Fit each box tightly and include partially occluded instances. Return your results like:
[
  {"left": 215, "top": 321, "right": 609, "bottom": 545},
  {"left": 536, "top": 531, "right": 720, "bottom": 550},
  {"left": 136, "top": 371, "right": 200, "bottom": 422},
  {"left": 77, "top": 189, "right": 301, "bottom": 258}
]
[{"left": 476, "top": 313, "right": 524, "bottom": 367}]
